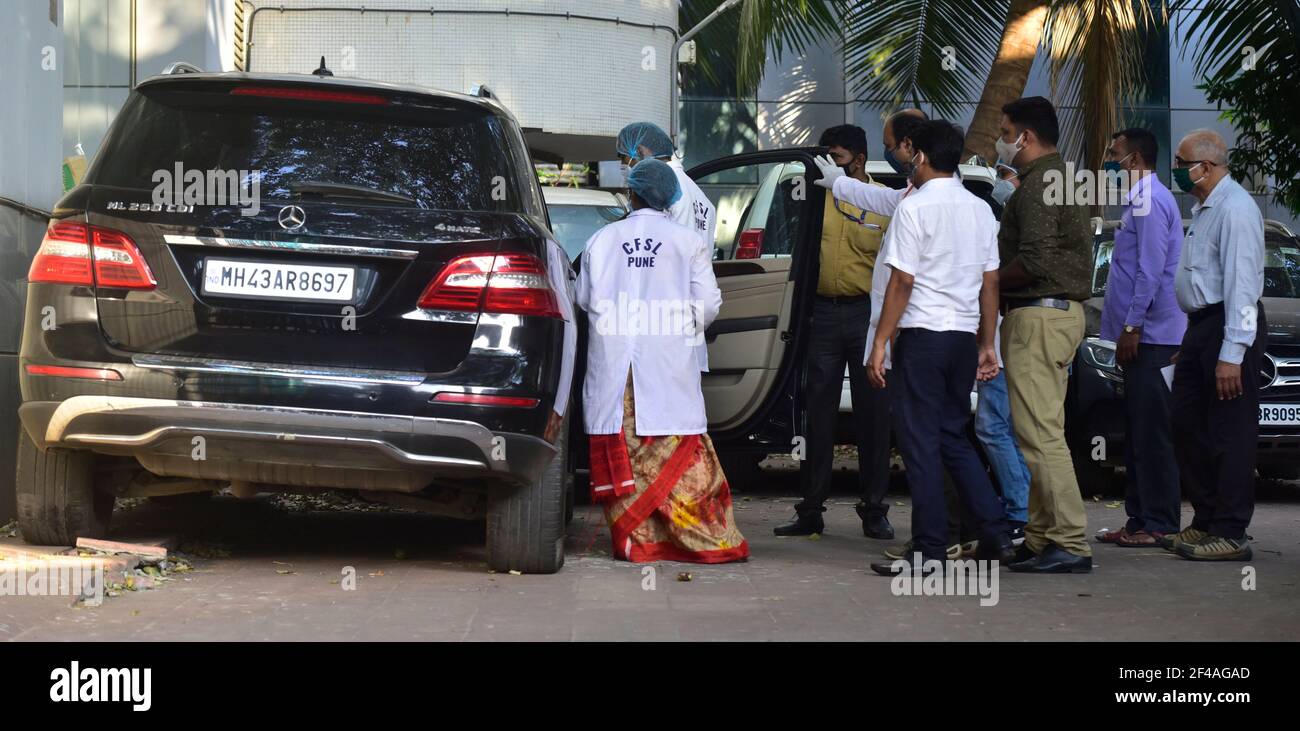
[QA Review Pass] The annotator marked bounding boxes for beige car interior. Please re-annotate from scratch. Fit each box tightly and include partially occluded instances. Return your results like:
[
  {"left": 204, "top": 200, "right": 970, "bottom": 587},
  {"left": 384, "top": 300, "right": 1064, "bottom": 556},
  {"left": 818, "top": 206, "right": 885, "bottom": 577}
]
[{"left": 697, "top": 161, "right": 806, "bottom": 431}]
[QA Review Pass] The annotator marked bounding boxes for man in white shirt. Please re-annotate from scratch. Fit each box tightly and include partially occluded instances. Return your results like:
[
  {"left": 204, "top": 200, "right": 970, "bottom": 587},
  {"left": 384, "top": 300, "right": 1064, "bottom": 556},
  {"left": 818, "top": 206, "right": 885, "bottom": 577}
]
[
  {"left": 857, "top": 120, "right": 1015, "bottom": 576},
  {"left": 616, "top": 122, "right": 717, "bottom": 372},
  {"left": 816, "top": 109, "right": 1033, "bottom": 551}
]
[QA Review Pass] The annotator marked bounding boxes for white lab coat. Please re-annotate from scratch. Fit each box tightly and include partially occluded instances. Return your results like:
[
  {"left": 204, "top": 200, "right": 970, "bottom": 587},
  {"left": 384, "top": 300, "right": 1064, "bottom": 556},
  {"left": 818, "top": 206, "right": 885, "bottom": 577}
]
[
  {"left": 668, "top": 158, "right": 717, "bottom": 372},
  {"left": 576, "top": 208, "right": 722, "bottom": 436}
]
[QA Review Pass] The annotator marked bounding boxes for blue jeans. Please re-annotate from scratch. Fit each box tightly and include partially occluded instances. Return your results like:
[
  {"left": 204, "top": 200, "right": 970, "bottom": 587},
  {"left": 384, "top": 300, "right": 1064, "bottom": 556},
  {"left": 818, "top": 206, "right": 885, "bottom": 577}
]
[{"left": 975, "top": 371, "right": 1031, "bottom": 525}]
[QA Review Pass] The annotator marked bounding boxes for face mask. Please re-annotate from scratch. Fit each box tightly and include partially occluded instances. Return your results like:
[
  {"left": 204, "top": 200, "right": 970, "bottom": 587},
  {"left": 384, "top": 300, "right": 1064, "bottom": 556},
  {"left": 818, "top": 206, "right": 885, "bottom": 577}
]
[
  {"left": 995, "top": 132, "right": 1024, "bottom": 167},
  {"left": 992, "top": 179, "right": 1016, "bottom": 206},
  {"left": 1173, "top": 162, "right": 1205, "bottom": 193},
  {"left": 885, "top": 146, "right": 909, "bottom": 175},
  {"left": 1102, "top": 153, "right": 1132, "bottom": 173}
]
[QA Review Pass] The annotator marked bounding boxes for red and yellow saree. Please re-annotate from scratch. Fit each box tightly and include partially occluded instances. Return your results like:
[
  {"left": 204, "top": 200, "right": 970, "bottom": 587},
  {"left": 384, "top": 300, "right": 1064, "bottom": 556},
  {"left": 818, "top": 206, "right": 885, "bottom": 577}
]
[{"left": 588, "top": 374, "right": 749, "bottom": 564}]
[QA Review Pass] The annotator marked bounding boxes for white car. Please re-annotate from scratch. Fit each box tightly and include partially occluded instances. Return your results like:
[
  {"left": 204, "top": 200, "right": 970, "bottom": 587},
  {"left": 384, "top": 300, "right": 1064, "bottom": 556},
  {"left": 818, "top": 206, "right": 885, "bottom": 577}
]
[
  {"left": 541, "top": 186, "right": 628, "bottom": 261},
  {"left": 838, "top": 161, "right": 997, "bottom": 431}
]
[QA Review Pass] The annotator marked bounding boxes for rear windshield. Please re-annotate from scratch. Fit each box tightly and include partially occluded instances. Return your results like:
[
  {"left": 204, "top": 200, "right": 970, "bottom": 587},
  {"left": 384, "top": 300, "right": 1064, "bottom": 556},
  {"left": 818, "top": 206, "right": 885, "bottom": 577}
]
[
  {"left": 547, "top": 203, "right": 626, "bottom": 259},
  {"left": 88, "top": 85, "right": 526, "bottom": 213}
]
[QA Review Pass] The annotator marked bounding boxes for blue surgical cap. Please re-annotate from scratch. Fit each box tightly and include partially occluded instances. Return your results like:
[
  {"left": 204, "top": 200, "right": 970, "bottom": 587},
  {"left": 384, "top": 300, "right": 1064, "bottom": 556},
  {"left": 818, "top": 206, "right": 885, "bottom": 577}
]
[
  {"left": 617, "top": 122, "right": 675, "bottom": 162},
  {"left": 626, "top": 158, "right": 682, "bottom": 211}
]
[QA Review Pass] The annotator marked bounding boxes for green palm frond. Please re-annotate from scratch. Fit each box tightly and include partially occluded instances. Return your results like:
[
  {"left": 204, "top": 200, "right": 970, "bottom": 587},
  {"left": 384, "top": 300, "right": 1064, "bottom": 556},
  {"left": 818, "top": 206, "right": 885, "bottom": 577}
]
[
  {"left": 1172, "top": 0, "right": 1299, "bottom": 83},
  {"left": 840, "top": 0, "right": 1010, "bottom": 119},
  {"left": 684, "top": 0, "right": 841, "bottom": 97},
  {"left": 1045, "top": 0, "right": 1164, "bottom": 167}
]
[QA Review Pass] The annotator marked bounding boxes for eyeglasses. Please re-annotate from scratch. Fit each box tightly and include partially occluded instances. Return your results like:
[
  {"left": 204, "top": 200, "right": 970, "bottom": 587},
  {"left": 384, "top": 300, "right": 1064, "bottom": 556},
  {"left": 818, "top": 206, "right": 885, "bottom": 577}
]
[{"left": 1174, "top": 157, "right": 1212, "bottom": 168}]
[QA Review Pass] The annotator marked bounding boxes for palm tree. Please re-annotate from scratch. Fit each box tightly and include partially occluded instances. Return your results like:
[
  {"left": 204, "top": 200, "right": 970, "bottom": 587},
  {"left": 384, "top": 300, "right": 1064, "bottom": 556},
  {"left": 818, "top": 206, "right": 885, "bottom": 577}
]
[{"left": 684, "top": 0, "right": 1163, "bottom": 167}]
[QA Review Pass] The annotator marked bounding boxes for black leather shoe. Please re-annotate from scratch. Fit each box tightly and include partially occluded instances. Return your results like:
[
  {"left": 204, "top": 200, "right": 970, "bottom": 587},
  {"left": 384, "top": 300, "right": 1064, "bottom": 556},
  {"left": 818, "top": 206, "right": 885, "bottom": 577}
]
[
  {"left": 1009, "top": 543, "right": 1037, "bottom": 565},
  {"left": 1008, "top": 543, "right": 1092, "bottom": 573},
  {"left": 855, "top": 504, "right": 895, "bottom": 540},
  {"left": 975, "top": 532, "right": 1016, "bottom": 563},
  {"left": 870, "top": 556, "right": 943, "bottom": 577},
  {"left": 774, "top": 514, "right": 824, "bottom": 536}
]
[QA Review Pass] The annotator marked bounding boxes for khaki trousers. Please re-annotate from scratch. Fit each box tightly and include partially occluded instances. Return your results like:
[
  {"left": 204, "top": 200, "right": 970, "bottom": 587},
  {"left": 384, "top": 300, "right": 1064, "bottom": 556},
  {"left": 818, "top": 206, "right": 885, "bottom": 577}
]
[{"left": 1001, "top": 301, "right": 1090, "bottom": 557}]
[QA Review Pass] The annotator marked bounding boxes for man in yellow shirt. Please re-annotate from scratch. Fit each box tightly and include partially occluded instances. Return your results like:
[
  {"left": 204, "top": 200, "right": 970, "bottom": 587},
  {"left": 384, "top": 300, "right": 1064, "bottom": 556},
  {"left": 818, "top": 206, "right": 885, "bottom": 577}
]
[{"left": 775, "top": 125, "right": 895, "bottom": 539}]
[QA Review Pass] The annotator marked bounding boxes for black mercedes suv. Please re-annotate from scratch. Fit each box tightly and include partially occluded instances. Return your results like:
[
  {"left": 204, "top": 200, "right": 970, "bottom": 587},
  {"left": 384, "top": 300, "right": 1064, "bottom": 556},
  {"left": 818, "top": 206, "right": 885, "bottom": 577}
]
[
  {"left": 16, "top": 67, "right": 576, "bottom": 573},
  {"left": 1068, "top": 219, "right": 1300, "bottom": 490}
]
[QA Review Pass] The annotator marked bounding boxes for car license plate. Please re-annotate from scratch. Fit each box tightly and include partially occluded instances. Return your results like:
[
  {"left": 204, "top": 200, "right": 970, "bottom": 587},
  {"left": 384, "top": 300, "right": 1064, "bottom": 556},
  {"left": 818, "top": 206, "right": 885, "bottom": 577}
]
[
  {"left": 1258, "top": 403, "right": 1300, "bottom": 426},
  {"left": 202, "top": 259, "right": 355, "bottom": 302}
]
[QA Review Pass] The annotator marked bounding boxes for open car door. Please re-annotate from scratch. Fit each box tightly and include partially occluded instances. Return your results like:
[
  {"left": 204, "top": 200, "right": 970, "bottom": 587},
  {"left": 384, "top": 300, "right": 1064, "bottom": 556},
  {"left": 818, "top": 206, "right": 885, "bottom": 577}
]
[{"left": 688, "top": 149, "right": 824, "bottom": 457}]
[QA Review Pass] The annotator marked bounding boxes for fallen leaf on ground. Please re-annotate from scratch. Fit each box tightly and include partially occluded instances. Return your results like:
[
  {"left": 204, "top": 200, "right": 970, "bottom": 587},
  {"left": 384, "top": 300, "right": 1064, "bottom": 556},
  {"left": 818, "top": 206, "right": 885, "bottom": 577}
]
[{"left": 677, "top": 572, "right": 693, "bottom": 582}]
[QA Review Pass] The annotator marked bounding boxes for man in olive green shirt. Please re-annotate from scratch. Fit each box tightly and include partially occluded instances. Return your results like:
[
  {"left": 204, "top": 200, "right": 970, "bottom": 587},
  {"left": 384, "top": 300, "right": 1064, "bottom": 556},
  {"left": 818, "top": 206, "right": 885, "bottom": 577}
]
[
  {"left": 775, "top": 125, "right": 895, "bottom": 539},
  {"left": 994, "top": 97, "right": 1094, "bottom": 573}
]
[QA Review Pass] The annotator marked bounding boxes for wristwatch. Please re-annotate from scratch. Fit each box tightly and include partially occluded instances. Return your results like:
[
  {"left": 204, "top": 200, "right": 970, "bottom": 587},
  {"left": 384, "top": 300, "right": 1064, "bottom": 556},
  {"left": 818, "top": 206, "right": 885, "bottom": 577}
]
[{"left": 1124, "top": 325, "right": 1138, "bottom": 334}]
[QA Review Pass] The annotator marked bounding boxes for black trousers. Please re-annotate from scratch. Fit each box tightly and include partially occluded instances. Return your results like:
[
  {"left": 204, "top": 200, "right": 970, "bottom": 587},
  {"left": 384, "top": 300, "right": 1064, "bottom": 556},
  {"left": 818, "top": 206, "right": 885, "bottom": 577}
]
[
  {"left": 795, "top": 295, "right": 891, "bottom": 518},
  {"left": 892, "top": 328, "right": 1007, "bottom": 561},
  {"left": 1170, "top": 303, "right": 1265, "bottom": 539},
  {"left": 1123, "top": 343, "right": 1181, "bottom": 535}
]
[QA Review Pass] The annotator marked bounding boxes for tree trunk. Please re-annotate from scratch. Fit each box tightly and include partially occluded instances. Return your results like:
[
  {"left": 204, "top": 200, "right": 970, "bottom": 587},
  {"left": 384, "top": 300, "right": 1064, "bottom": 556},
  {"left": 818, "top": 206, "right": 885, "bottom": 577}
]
[{"left": 963, "top": 0, "right": 1050, "bottom": 163}]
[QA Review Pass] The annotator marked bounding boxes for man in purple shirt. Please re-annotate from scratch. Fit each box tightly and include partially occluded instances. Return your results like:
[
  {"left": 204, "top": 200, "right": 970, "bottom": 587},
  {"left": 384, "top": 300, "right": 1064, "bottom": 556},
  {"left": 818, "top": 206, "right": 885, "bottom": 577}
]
[{"left": 1098, "top": 128, "right": 1187, "bottom": 547}]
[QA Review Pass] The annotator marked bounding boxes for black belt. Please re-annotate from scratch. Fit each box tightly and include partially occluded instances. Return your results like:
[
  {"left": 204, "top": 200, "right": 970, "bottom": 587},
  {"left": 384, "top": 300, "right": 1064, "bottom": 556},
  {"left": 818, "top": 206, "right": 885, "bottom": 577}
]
[
  {"left": 1187, "top": 302, "right": 1224, "bottom": 326},
  {"left": 1002, "top": 297, "right": 1073, "bottom": 314},
  {"left": 1186, "top": 301, "right": 1255, "bottom": 327},
  {"left": 816, "top": 293, "right": 870, "bottom": 305}
]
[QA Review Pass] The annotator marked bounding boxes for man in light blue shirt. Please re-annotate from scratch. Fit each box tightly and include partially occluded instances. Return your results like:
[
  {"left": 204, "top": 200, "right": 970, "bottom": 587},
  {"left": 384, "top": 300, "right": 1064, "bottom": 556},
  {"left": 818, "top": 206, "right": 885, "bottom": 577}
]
[{"left": 1168, "top": 129, "right": 1265, "bottom": 561}]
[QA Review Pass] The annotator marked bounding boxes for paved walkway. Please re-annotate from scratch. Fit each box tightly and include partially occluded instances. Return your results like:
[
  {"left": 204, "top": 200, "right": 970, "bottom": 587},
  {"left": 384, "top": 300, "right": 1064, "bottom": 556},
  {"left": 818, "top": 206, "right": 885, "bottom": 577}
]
[{"left": 3, "top": 472, "right": 1297, "bottom": 641}]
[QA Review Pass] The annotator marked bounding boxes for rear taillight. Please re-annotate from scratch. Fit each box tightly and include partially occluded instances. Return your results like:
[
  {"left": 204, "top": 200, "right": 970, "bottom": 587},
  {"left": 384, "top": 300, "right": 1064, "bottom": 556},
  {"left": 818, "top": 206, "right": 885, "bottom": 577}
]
[
  {"left": 28, "top": 221, "right": 157, "bottom": 289},
  {"left": 735, "top": 228, "right": 765, "bottom": 259},
  {"left": 418, "top": 253, "right": 560, "bottom": 318}
]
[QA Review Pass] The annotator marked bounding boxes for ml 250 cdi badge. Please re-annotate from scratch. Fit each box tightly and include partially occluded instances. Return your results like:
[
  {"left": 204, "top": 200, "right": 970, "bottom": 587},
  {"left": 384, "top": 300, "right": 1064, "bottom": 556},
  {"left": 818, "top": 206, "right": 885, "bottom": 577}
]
[{"left": 16, "top": 65, "right": 577, "bottom": 573}]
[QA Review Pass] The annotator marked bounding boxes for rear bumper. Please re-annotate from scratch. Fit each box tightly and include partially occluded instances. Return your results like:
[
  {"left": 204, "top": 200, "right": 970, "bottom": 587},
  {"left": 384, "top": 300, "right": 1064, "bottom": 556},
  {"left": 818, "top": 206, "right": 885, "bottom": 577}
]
[{"left": 19, "top": 397, "right": 556, "bottom": 493}]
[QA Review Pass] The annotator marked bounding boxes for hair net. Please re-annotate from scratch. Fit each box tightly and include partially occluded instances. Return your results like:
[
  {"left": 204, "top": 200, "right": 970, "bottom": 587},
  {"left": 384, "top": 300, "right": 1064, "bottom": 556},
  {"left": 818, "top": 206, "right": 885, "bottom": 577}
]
[
  {"left": 626, "top": 158, "right": 682, "bottom": 211},
  {"left": 616, "top": 122, "right": 675, "bottom": 162}
]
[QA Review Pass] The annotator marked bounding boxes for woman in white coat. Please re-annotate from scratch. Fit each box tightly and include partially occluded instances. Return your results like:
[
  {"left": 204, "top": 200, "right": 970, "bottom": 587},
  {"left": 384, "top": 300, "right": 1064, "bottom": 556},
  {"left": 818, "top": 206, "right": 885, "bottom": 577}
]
[{"left": 575, "top": 159, "right": 748, "bottom": 564}]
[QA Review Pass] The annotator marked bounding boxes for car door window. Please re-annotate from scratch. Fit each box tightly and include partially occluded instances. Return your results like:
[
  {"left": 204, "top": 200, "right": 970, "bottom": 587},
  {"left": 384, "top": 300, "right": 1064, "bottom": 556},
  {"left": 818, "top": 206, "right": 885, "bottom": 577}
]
[{"left": 696, "top": 161, "right": 806, "bottom": 260}]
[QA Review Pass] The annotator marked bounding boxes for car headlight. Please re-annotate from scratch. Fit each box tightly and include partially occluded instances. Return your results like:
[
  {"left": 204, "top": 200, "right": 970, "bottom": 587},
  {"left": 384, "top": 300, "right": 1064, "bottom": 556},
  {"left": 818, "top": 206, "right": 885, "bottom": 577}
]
[{"left": 1082, "top": 337, "right": 1122, "bottom": 381}]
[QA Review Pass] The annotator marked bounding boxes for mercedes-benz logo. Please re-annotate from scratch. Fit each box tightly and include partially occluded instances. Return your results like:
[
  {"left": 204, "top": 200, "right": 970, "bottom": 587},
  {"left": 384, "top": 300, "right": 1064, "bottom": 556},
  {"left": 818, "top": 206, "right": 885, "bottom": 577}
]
[
  {"left": 1261, "top": 353, "right": 1277, "bottom": 389},
  {"left": 277, "top": 205, "right": 306, "bottom": 231}
]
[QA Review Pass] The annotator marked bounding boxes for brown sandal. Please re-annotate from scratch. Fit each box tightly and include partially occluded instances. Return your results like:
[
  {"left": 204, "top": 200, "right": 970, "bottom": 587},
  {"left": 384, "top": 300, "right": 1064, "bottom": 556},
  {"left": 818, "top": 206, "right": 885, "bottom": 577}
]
[
  {"left": 1115, "top": 530, "right": 1165, "bottom": 547},
  {"left": 1095, "top": 527, "right": 1131, "bottom": 544}
]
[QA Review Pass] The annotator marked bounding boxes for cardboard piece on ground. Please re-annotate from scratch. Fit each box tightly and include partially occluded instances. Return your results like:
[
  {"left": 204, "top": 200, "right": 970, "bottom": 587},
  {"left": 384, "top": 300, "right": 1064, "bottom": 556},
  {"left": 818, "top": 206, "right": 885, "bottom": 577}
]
[{"left": 75, "top": 537, "right": 168, "bottom": 559}]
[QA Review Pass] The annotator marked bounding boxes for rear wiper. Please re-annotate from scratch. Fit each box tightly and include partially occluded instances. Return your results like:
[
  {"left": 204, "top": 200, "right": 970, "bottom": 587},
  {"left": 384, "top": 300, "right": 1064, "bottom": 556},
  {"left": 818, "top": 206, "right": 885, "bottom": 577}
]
[{"left": 288, "top": 181, "right": 418, "bottom": 206}]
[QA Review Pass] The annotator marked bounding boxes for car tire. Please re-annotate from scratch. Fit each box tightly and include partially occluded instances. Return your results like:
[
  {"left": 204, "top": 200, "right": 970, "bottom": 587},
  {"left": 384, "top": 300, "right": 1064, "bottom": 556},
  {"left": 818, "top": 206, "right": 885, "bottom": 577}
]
[
  {"left": 1074, "top": 455, "right": 1121, "bottom": 497},
  {"left": 1259, "top": 464, "right": 1300, "bottom": 481},
  {"left": 486, "top": 421, "right": 567, "bottom": 574},
  {"left": 15, "top": 430, "right": 113, "bottom": 546}
]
